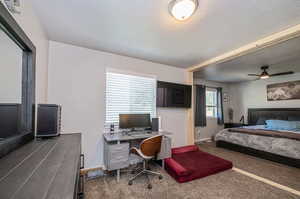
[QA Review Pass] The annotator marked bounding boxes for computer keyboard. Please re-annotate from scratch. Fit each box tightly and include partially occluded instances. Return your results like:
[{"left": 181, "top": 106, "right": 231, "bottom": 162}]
[
  {"left": 130, "top": 134, "right": 149, "bottom": 138},
  {"left": 128, "top": 131, "right": 153, "bottom": 138}
]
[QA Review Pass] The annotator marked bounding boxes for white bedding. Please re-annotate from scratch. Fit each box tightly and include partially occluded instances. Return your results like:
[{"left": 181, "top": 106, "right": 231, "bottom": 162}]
[{"left": 215, "top": 125, "right": 300, "bottom": 159}]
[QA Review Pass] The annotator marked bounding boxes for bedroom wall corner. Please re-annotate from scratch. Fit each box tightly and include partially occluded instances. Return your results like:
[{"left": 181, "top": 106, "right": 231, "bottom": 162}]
[{"left": 228, "top": 73, "right": 300, "bottom": 123}]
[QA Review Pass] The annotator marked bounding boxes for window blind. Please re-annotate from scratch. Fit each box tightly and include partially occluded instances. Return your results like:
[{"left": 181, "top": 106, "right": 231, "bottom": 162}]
[
  {"left": 105, "top": 72, "right": 156, "bottom": 124},
  {"left": 206, "top": 89, "right": 217, "bottom": 117}
]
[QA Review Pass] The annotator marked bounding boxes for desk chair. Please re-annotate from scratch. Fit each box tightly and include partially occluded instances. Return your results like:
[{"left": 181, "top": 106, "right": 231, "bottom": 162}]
[{"left": 128, "top": 135, "right": 163, "bottom": 189}]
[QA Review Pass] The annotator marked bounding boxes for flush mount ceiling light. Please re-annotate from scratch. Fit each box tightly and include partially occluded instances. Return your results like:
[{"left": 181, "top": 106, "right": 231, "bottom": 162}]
[{"left": 169, "top": 0, "right": 198, "bottom": 21}]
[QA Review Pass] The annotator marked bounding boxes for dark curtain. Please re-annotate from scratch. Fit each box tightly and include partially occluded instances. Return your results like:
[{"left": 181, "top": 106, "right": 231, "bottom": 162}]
[
  {"left": 217, "top": 87, "right": 224, "bottom": 125},
  {"left": 195, "top": 85, "right": 206, "bottom": 127}
]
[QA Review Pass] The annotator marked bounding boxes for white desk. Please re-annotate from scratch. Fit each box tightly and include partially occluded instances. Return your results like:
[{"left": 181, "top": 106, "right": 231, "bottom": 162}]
[{"left": 103, "top": 131, "right": 172, "bottom": 182}]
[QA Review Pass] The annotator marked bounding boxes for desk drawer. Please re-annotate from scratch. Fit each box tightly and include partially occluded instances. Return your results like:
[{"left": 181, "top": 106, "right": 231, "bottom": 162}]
[
  {"left": 109, "top": 157, "right": 129, "bottom": 170},
  {"left": 105, "top": 143, "right": 129, "bottom": 171},
  {"left": 107, "top": 143, "right": 129, "bottom": 157},
  {"left": 109, "top": 150, "right": 128, "bottom": 160},
  {"left": 109, "top": 150, "right": 128, "bottom": 163}
]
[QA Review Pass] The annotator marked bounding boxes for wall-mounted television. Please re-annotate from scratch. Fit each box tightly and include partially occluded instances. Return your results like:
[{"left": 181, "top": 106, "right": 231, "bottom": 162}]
[{"left": 157, "top": 81, "right": 191, "bottom": 108}]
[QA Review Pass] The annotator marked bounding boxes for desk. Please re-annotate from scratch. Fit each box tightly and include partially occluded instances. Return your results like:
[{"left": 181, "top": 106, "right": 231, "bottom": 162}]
[{"left": 103, "top": 131, "right": 172, "bottom": 182}]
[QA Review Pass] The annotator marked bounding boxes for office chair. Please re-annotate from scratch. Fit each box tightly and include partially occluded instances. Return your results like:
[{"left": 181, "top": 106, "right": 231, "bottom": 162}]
[{"left": 128, "top": 135, "right": 163, "bottom": 189}]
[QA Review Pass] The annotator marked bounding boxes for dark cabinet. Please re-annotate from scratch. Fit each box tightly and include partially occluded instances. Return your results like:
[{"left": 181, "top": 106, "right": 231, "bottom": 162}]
[{"left": 157, "top": 81, "right": 191, "bottom": 108}]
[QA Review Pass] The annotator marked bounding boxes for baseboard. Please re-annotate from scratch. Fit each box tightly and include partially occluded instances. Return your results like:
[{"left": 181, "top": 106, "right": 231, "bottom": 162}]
[{"left": 80, "top": 166, "right": 104, "bottom": 175}]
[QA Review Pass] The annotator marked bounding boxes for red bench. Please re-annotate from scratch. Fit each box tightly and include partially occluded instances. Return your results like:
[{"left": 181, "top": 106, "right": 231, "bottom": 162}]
[{"left": 165, "top": 145, "right": 233, "bottom": 183}]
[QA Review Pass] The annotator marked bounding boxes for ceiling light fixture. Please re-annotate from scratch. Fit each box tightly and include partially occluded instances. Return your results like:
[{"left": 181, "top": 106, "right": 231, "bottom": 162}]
[
  {"left": 260, "top": 70, "right": 270, "bottom": 79},
  {"left": 260, "top": 74, "right": 270, "bottom": 79},
  {"left": 169, "top": 0, "right": 198, "bottom": 21}
]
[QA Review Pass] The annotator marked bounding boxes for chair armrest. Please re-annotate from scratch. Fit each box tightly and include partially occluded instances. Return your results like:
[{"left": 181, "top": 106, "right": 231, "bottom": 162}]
[{"left": 130, "top": 147, "right": 139, "bottom": 154}]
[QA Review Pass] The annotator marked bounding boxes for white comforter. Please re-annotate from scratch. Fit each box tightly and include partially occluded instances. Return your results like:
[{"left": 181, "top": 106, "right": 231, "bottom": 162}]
[{"left": 215, "top": 126, "right": 300, "bottom": 159}]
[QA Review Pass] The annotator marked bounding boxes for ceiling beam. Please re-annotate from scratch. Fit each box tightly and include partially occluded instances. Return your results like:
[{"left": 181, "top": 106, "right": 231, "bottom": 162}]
[{"left": 188, "top": 24, "right": 300, "bottom": 72}]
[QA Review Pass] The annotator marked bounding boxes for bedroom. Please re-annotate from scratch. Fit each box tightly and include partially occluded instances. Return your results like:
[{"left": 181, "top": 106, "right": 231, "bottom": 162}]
[
  {"left": 0, "top": 0, "right": 299, "bottom": 199},
  {"left": 189, "top": 27, "right": 300, "bottom": 199}
]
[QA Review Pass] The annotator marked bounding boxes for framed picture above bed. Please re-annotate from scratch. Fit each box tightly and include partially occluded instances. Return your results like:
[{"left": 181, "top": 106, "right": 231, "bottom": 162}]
[{"left": 267, "top": 80, "right": 300, "bottom": 101}]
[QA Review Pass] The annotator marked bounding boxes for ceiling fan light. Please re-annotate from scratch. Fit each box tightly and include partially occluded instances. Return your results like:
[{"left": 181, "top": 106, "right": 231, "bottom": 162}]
[
  {"left": 260, "top": 75, "right": 270, "bottom": 79},
  {"left": 169, "top": 0, "right": 198, "bottom": 21},
  {"left": 260, "top": 70, "right": 270, "bottom": 79}
]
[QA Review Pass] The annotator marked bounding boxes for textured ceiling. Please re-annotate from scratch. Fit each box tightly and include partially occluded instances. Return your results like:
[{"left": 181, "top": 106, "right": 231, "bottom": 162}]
[
  {"left": 194, "top": 36, "right": 300, "bottom": 82},
  {"left": 30, "top": 0, "right": 300, "bottom": 68}
]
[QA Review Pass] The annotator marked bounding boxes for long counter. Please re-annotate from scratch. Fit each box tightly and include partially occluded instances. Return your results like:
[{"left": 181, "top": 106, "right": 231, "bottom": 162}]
[{"left": 0, "top": 134, "right": 83, "bottom": 199}]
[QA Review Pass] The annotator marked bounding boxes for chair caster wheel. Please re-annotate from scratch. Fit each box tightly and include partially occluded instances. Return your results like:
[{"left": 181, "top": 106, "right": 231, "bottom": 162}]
[
  {"left": 159, "top": 175, "right": 163, "bottom": 180},
  {"left": 147, "top": 184, "right": 152, "bottom": 189},
  {"left": 128, "top": 181, "right": 133, "bottom": 185}
]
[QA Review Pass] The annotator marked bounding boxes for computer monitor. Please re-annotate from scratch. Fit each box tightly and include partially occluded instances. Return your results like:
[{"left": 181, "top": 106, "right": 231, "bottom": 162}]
[{"left": 119, "top": 114, "right": 151, "bottom": 130}]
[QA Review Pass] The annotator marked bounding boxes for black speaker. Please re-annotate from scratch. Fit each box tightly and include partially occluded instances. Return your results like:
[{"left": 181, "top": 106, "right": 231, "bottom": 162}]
[
  {"left": 151, "top": 118, "right": 159, "bottom": 132},
  {"left": 0, "top": 104, "right": 21, "bottom": 138},
  {"left": 37, "top": 104, "right": 61, "bottom": 137}
]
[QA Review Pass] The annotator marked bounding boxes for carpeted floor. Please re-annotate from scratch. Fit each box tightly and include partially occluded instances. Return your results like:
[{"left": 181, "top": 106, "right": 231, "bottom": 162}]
[{"left": 85, "top": 142, "right": 300, "bottom": 199}]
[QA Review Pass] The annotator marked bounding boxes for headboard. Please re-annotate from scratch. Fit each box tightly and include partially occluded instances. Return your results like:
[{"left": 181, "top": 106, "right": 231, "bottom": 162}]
[{"left": 248, "top": 108, "right": 300, "bottom": 125}]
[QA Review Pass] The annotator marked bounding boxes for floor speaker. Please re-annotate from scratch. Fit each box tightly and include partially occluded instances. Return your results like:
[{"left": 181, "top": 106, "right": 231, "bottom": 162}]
[
  {"left": 151, "top": 118, "right": 159, "bottom": 132},
  {"left": 37, "top": 104, "right": 61, "bottom": 137}
]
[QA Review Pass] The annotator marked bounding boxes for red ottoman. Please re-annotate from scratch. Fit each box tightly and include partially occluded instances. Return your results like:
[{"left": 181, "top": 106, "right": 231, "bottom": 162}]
[{"left": 165, "top": 145, "right": 233, "bottom": 183}]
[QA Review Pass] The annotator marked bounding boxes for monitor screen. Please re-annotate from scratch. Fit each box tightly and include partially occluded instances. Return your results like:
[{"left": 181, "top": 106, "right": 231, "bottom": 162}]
[{"left": 119, "top": 114, "right": 151, "bottom": 129}]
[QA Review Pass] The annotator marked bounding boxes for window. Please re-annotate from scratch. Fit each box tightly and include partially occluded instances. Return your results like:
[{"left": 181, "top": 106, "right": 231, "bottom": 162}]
[
  {"left": 206, "top": 89, "right": 217, "bottom": 118},
  {"left": 105, "top": 72, "right": 156, "bottom": 124}
]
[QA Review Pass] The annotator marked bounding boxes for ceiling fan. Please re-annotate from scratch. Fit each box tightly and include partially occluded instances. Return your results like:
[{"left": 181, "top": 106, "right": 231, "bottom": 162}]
[{"left": 248, "top": 65, "right": 294, "bottom": 79}]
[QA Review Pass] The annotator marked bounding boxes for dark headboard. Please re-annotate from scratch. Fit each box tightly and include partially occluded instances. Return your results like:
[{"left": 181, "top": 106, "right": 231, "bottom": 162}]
[{"left": 248, "top": 108, "right": 300, "bottom": 125}]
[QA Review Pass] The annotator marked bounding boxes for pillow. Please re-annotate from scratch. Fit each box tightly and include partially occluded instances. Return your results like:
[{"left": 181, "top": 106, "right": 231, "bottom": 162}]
[
  {"left": 297, "top": 122, "right": 300, "bottom": 130},
  {"left": 265, "top": 120, "right": 300, "bottom": 131},
  {"left": 164, "top": 158, "right": 191, "bottom": 176},
  {"left": 172, "top": 145, "right": 199, "bottom": 154},
  {"left": 256, "top": 117, "right": 267, "bottom": 125}
]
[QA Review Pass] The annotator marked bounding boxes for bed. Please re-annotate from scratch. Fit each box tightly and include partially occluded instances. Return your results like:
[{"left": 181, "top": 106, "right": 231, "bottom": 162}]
[{"left": 215, "top": 108, "right": 300, "bottom": 168}]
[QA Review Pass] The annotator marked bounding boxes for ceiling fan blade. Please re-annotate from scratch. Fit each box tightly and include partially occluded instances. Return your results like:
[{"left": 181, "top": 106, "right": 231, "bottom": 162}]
[
  {"left": 248, "top": 74, "right": 260, "bottom": 76},
  {"left": 269, "top": 71, "right": 294, "bottom": 77}
]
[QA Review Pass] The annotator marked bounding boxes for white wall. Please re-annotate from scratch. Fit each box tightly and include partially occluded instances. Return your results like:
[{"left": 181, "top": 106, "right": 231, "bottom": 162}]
[
  {"left": 0, "top": 30, "right": 22, "bottom": 103},
  {"left": 2, "top": 0, "right": 49, "bottom": 103},
  {"left": 229, "top": 73, "right": 300, "bottom": 123},
  {"left": 47, "top": 41, "right": 189, "bottom": 169},
  {"left": 193, "top": 79, "right": 230, "bottom": 141}
]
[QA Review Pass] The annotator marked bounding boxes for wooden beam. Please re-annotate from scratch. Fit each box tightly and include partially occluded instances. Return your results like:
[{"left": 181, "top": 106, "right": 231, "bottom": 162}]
[
  {"left": 186, "top": 72, "right": 195, "bottom": 145},
  {"left": 80, "top": 167, "right": 104, "bottom": 175},
  {"left": 188, "top": 24, "right": 300, "bottom": 72}
]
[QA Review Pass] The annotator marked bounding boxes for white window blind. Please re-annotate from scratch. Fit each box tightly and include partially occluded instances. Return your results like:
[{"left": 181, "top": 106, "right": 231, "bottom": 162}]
[
  {"left": 105, "top": 72, "right": 156, "bottom": 124},
  {"left": 206, "top": 89, "right": 217, "bottom": 118}
]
